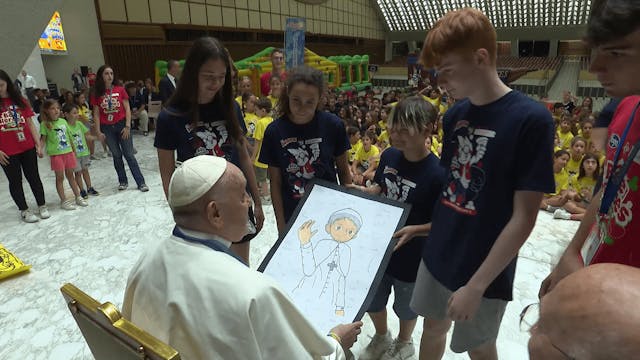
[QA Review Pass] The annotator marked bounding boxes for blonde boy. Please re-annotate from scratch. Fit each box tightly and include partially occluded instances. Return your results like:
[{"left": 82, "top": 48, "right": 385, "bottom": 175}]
[{"left": 252, "top": 97, "right": 274, "bottom": 197}]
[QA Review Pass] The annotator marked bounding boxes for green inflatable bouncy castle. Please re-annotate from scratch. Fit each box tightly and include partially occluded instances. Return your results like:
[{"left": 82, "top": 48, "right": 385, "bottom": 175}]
[{"left": 155, "top": 48, "right": 371, "bottom": 93}]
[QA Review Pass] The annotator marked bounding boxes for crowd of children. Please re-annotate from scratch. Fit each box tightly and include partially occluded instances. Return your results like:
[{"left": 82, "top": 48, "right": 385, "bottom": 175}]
[
  {"left": 231, "top": 59, "right": 606, "bottom": 231},
  {"left": 541, "top": 93, "right": 606, "bottom": 221},
  {"left": 0, "top": 66, "right": 161, "bottom": 222}
]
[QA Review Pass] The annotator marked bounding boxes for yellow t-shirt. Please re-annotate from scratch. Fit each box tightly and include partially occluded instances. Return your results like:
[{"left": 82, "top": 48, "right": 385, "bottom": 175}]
[
  {"left": 438, "top": 103, "right": 448, "bottom": 115},
  {"left": 244, "top": 112, "right": 259, "bottom": 139},
  {"left": 557, "top": 130, "right": 574, "bottom": 150},
  {"left": 268, "top": 95, "right": 279, "bottom": 110},
  {"left": 424, "top": 95, "right": 441, "bottom": 109},
  {"left": 78, "top": 104, "right": 92, "bottom": 123},
  {"left": 377, "top": 120, "right": 387, "bottom": 131},
  {"left": 354, "top": 144, "right": 380, "bottom": 170},
  {"left": 570, "top": 176, "right": 597, "bottom": 198},
  {"left": 348, "top": 140, "right": 362, "bottom": 163},
  {"left": 235, "top": 96, "right": 243, "bottom": 108},
  {"left": 252, "top": 116, "right": 274, "bottom": 168},
  {"left": 577, "top": 131, "right": 592, "bottom": 151},
  {"left": 597, "top": 153, "right": 605, "bottom": 169},
  {"left": 551, "top": 168, "right": 570, "bottom": 196},
  {"left": 566, "top": 155, "right": 583, "bottom": 175},
  {"left": 431, "top": 135, "right": 441, "bottom": 157}
]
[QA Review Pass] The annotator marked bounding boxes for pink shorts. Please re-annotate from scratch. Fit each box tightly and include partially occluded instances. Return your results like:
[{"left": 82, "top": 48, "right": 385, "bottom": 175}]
[{"left": 50, "top": 152, "right": 77, "bottom": 172}]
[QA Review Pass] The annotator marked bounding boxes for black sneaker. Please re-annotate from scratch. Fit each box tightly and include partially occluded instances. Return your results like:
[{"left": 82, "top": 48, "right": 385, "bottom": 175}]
[
  {"left": 118, "top": 183, "right": 128, "bottom": 191},
  {"left": 138, "top": 184, "right": 149, "bottom": 192},
  {"left": 80, "top": 189, "right": 88, "bottom": 199},
  {"left": 88, "top": 187, "right": 100, "bottom": 196}
]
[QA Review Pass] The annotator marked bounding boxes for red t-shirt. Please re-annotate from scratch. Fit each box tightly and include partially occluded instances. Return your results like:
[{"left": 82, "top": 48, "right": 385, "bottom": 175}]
[
  {"left": 591, "top": 95, "right": 640, "bottom": 266},
  {"left": 260, "top": 70, "right": 287, "bottom": 96},
  {"left": 90, "top": 86, "right": 129, "bottom": 125},
  {"left": 0, "top": 97, "right": 36, "bottom": 156},
  {"left": 87, "top": 73, "right": 96, "bottom": 87}
]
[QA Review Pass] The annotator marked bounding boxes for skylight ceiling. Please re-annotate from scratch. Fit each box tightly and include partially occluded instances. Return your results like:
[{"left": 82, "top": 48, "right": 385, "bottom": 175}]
[{"left": 376, "top": 0, "right": 593, "bottom": 31}]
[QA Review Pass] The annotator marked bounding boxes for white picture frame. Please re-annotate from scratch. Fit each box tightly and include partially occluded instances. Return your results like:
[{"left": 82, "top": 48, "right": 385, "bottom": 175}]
[{"left": 259, "top": 179, "right": 411, "bottom": 334}]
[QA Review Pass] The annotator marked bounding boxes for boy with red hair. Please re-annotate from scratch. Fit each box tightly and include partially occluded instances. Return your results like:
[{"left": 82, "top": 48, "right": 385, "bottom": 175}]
[{"left": 410, "top": 8, "right": 554, "bottom": 360}]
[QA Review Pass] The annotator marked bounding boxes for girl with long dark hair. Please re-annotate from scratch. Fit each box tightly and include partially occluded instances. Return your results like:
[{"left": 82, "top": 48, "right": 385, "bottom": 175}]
[
  {"left": 90, "top": 65, "right": 148, "bottom": 191},
  {"left": 0, "top": 69, "right": 48, "bottom": 222},
  {"left": 154, "top": 37, "right": 264, "bottom": 264}
]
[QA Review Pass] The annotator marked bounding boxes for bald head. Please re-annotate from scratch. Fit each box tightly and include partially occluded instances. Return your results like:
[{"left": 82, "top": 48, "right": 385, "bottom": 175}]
[{"left": 530, "top": 264, "right": 640, "bottom": 359}]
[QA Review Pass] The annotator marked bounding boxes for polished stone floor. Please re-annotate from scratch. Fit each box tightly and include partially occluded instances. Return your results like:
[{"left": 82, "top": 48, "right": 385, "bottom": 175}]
[{"left": 0, "top": 133, "right": 579, "bottom": 359}]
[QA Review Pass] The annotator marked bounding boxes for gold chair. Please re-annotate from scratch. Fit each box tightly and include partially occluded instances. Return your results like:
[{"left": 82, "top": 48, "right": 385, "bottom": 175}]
[{"left": 60, "top": 283, "right": 180, "bottom": 360}]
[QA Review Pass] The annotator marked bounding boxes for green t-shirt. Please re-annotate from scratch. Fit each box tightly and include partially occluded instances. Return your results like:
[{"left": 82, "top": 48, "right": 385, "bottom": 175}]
[
  {"left": 66, "top": 121, "right": 90, "bottom": 157},
  {"left": 40, "top": 118, "right": 73, "bottom": 156}
]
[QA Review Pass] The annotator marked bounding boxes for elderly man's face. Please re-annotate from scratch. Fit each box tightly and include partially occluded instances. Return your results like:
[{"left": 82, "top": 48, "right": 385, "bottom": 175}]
[
  {"left": 528, "top": 283, "right": 587, "bottom": 360},
  {"left": 528, "top": 318, "right": 575, "bottom": 359},
  {"left": 212, "top": 165, "right": 252, "bottom": 241}
]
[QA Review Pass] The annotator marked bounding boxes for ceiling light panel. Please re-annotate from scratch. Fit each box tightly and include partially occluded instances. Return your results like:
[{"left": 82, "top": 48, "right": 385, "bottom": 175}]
[{"left": 375, "top": 0, "right": 593, "bottom": 31}]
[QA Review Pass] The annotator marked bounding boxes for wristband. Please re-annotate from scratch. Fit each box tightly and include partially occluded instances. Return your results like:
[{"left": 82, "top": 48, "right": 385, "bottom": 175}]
[{"left": 327, "top": 332, "right": 342, "bottom": 344}]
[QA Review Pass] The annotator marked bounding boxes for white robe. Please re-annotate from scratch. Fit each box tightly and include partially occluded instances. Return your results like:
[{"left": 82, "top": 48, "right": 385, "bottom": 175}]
[
  {"left": 122, "top": 229, "right": 346, "bottom": 360},
  {"left": 296, "top": 240, "right": 351, "bottom": 312}
]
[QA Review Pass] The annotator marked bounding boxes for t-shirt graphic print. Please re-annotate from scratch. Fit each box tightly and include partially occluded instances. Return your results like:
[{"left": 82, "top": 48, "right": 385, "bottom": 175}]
[
  {"left": 442, "top": 120, "right": 495, "bottom": 215},
  {"left": 54, "top": 126, "right": 70, "bottom": 151},
  {"left": 284, "top": 137, "right": 322, "bottom": 199},
  {"left": 383, "top": 170, "right": 415, "bottom": 202},
  {"left": 186, "top": 120, "right": 232, "bottom": 161}
]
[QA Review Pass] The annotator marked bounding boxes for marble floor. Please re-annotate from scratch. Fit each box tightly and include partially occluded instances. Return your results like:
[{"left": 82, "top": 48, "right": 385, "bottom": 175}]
[{"left": 0, "top": 133, "right": 579, "bottom": 360}]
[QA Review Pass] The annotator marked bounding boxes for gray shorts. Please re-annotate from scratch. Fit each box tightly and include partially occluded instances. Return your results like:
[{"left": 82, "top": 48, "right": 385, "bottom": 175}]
[
  {"left": 74, "top": 155, "right": 91, "bottom": 172},
  {"left": 367, "top": 273, "right": 417, "bottom": 320},
  {"left": 410, "top": 261, "right": 507, "bottom": 353}
]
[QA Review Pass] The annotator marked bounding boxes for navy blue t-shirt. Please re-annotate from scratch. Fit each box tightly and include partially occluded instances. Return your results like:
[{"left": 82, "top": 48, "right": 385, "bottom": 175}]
[
  {"left": 424, "top": 91, "right": 555, "bottom": 300},
  {"left": 129, "top": 93, "right": 144, "bottom": 111},
  {"left": 595, "top": 98, "right": 621, "bottom": 128},
  {"left": 154, "top": 101, "right": 246, "bottom": 167},
  {"left": 374, "top": 148, "right": 445, "bottom": 282},
  {"left": 259, "top": 111, "right": 350, "bottom": 222}
]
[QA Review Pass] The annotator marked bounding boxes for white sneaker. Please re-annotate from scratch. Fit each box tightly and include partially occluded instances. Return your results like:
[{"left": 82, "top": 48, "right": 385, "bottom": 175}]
[
  {"left": 546, "top": 205, "right": 560, "bottom": 212},
  {"left": 381, "top": 338, "right": 415, "bottom": 360},
  {"left": 38, "top": 205, "right": 50, "bottom": 219},
  {"left": 61, "top": 200, "right": 76, "bottom": 210},
  {"left": 21, "top": 209, "right": 39, "bottom": 223},
  {"left": 359, "top": 332, "right": 393, "bottom": 360},
  {"left": 75, "top": 196, "right": 88, "bottom": 207},
  {"left": 553, "top": 208, "right": 572, "bottom": 220}
]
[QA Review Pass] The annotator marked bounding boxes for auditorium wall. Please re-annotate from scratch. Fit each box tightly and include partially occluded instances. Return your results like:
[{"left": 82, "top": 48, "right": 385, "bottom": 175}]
[{"left": 96, "top": 0, "right": 388, "bottom": 81}]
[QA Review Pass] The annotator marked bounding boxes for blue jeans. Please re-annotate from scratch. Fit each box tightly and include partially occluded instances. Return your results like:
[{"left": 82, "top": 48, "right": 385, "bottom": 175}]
[{"left": 102, "top": 120, "right": 145, "bottom": 186}]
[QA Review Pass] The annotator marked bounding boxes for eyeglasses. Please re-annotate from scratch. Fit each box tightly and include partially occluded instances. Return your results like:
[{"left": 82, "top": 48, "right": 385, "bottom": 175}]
[
  {"left": 519, "top": 302, "right": 539, "bottom": 332},
  {"left": 520, "top": 303, "right": 576, "bottom": 360}
]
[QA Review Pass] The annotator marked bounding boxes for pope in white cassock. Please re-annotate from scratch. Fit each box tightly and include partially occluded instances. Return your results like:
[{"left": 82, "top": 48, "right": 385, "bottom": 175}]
[
  {"left": 122, "top": 155, "right": 362, "bottom": 359},
  {"left": 295, "top": 209, "right": 362, "bottom": 316}
]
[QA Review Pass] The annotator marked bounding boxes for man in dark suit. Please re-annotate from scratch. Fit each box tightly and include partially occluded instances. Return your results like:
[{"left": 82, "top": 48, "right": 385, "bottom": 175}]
[{"left": 159, "top": 59, "right": 180, "bottom": 104}]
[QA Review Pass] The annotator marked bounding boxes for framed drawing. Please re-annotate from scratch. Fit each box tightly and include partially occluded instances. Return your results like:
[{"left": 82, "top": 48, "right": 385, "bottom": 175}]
[{"left": 259, "top": 179, "right": 411, "bottom": 334}]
